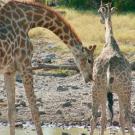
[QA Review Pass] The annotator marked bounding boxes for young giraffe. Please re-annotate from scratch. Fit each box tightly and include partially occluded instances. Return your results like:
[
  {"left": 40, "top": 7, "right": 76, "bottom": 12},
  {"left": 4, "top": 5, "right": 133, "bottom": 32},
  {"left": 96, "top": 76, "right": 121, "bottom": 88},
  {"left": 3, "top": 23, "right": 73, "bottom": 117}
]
[
  {"left": 90, "top": 3, "right": 134, "bottom": 135},
  {"left": 0, "top": 1, "right": 96, "bottom": 135}
]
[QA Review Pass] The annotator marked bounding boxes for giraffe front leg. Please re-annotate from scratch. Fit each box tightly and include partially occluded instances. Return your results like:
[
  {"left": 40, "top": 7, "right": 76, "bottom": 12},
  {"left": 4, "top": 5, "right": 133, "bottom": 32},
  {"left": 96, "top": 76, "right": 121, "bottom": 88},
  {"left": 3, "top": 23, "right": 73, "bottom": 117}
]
[
  {"left": 119, "top": 92, "right": 134, "bottom": 135},
  {"left": 4, "top": 72, "right": 16, "bottom": 135},
  {"left": 21, "top": 68, "right": 43, "bottom": 135},
  {"left": 90, "top": 91, "right": 100, "bottom": 135}
]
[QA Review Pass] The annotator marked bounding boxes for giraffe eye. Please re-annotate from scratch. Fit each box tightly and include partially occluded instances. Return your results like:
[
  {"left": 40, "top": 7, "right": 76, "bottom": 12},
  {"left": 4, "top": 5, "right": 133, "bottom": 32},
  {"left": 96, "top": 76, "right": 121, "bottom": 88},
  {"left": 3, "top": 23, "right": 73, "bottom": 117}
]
[{"left": 88, "top": 59, "right": 92, "bottom": 64}]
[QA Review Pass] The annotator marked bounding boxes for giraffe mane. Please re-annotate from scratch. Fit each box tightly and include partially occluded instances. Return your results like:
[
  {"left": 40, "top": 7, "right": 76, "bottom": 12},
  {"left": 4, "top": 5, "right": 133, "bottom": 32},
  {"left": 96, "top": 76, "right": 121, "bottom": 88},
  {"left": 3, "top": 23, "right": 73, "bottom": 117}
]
[{"left": 6, "top": 0, "right": 82, "bottom": 44}]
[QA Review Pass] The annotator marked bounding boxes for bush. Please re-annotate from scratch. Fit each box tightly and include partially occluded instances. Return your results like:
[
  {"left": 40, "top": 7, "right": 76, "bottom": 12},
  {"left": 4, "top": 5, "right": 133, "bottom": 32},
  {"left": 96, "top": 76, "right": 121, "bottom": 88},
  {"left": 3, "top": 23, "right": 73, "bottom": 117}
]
[{"left": 45, "top": 0, "right": 135, "bottom": 11}]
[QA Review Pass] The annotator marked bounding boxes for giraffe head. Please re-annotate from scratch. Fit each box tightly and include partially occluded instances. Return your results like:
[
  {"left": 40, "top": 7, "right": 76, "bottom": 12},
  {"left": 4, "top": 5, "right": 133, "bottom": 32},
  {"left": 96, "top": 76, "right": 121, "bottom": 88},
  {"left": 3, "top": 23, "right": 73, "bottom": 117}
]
[
  {"left": 98, "top": 2, "right": 116, "bottom": 24},
  {"left": 76, "top": 45, "right": 96, "bottom": 83}
]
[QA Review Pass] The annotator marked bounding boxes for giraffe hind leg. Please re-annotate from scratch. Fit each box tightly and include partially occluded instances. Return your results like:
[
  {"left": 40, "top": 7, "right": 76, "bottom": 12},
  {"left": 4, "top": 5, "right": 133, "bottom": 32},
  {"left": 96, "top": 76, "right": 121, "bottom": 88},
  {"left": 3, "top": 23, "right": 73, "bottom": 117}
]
[
  {"left": 4, "top": 72, "right": 16, "bottom": 135},
  {"left": 119, "top": 97, "right": 126, "bottom": 135},
  {"left": 119, "top": 92, "right": 134, "bottom": 135}
]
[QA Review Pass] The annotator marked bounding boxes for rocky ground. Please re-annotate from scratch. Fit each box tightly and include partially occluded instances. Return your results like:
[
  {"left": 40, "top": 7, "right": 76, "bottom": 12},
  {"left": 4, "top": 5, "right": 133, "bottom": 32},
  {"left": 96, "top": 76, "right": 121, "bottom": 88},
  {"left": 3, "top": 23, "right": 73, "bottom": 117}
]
[{"left": 0, "top": 37, "right": 135, "bottom": 129}]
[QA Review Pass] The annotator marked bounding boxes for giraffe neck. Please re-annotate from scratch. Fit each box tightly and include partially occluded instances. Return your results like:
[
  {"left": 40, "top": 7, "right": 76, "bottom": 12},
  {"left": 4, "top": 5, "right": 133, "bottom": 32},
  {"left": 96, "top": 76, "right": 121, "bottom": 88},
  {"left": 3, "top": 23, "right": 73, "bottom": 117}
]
[
  {"left": 0, "top": 1, "right": 83, "bottom": 56},
  {"left": 104, "top": 18, "right": 120, "bottom": 51}
]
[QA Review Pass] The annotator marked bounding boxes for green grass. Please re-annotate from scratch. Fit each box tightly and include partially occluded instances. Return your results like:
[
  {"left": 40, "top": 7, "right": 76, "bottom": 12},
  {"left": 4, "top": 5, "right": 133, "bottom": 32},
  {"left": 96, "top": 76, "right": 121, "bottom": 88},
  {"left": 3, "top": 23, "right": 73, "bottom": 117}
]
[{"left": 29, "top": 8, "right": 135, "bottom": 60}]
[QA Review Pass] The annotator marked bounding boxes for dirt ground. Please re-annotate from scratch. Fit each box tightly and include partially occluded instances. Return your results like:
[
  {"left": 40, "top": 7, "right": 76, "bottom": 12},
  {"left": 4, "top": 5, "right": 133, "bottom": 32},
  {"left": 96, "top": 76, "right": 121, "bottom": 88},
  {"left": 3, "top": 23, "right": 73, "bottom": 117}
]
[{"left": 0, "top": 38, "right": 135, "bottom": 127}]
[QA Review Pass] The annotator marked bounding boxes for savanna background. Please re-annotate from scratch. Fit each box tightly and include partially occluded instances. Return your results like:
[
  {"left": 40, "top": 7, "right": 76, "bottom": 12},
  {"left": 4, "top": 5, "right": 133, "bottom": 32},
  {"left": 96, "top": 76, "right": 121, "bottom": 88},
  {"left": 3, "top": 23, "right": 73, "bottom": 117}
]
[{"left": 0, "top": 0, "right": 135, "bottom": 135}]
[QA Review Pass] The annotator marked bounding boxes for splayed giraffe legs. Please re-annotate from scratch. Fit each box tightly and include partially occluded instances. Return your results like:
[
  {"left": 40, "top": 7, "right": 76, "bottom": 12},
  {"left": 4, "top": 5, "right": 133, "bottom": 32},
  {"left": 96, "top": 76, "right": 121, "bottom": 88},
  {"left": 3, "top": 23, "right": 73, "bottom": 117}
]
[
  {"left": 4, "top": 72, "right": 16, "bottom": 135},
  {"left": 118, "top": 91, "right": 134, "bottom": 135},
  {"left": 21, "top": 67, "right": 43, "bottom": 135}
]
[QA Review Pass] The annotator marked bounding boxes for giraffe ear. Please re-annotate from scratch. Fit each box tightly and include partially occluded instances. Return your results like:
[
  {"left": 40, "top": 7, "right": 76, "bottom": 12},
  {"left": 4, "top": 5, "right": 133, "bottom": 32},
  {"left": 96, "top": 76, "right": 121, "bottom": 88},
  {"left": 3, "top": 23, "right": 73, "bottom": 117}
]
[
  {"left": 89, "top": 45, "right": 96, "bottom": 53},
  {"left": 111, "top": 7, "right": 117, "bottom": 14}
]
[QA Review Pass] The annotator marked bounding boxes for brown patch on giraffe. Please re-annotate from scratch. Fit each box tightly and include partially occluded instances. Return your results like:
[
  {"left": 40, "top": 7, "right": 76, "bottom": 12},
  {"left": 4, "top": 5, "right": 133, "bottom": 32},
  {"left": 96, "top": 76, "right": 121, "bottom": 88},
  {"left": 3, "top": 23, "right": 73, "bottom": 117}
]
[
  {"left": 45, "top": 16, "right": 50, "bottom": 21},
  {"left": 60, "top": 35, "right": 64, "bottom": 40},
  {"left": 46, "top": 12, "right": 54, "bottom": 18},
  {"left": 16, "top": 8, "right": 24, "bottom": 17},
  {"left": 33, "top": 14, "right": 42, "bottom": 22},
  {"left": 63, "top": 26, "right": 69, "bottom": 34},
  {"left": 5, "top": 11, "right": 12, "bottom": 18},
  {"left": 20, "top": 41, "right": 25, "bottom": 48},
  {"left": 0, "top": 49, "right": 5, "bottom": 57},
  {"left": 24, "top": 58, "right": 31, "bottom": 67},
  {"left": 64, "top": 35, "right": 69, "bottom": 40},
  {"left": 63, "top": 40, "right": 68, "bottom": 44},
  {"left": 55, "top": 19, "right": 63, "bottom": 27},
  {"left": 21, "top": 31, "right": 26, "bottom": 38},
  {"left": 3, "top": 56, "right": 7, "bottom": 65},
  {"left": 14, "top": 48, "right": 20, "bottom": 56},
  {"left": 49, "top": 26, "right": 57, "bottom": 31},
  {"left": 3, "top": 42, "right": 9, "bottom": 51},
  {"left": 54, "top": 29, "right": 62, "bottom": 35},
  {"left": 37, "top": 20, "right": 44, "bottom": 26},
  {"left": 43, "top": 23, "right": 50, "bottom": 28},
  {"left": 26, "top": 12, "right": 33, "bottom": 21},
  {"left": 69, "top": 40, "right": 74, "bottom": 46},
  {"left": 8, "top": 33, "right": 14, "bottom": 41},
  {"left": 19, "top": 49, "right": 26, "bottom": 62},
  {"left": 13, "top": 12, "right": 19, "bottom": 20}
]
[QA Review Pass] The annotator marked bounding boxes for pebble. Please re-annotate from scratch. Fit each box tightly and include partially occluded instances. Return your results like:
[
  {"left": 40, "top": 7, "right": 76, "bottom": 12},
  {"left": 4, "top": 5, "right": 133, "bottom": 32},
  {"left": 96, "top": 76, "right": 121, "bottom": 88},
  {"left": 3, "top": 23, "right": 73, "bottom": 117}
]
[
  {"left": 39, "top": 109, "right": 46, "bottom": 115},
  {"left": 56, "top": 109, "right": 63, "bottom": 115},
  {"left": 57, "top": 86, "right": 69, "bottom": 91},
  {"left": 112, "top": 121, "right": 119, "bottom": 126},
  {"left": 62, "top": 101, "right": 72, "bottom": 107},
  {"left": 15, "top": 122, "right": 23, "bottom": 128}
]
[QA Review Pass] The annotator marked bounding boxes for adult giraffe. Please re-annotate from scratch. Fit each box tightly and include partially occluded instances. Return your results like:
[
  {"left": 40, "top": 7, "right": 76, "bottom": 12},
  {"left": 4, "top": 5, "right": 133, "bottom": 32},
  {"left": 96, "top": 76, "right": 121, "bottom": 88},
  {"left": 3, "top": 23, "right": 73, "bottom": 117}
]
[{"left": 0, "top": 1, "right": 96, "bottom": 135}]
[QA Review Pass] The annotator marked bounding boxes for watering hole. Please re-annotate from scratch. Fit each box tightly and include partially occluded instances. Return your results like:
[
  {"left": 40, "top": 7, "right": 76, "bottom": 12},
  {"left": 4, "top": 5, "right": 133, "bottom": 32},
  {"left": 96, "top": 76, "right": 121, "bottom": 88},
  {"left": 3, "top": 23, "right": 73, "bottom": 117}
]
[{"left": 0, "top": 126, "right": 133, "bottom": 135}]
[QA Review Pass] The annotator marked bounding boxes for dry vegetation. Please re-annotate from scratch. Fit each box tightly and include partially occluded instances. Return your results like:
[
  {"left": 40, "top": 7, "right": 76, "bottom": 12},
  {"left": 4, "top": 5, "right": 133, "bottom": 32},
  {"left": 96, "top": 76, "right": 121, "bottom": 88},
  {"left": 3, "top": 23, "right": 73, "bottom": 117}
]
[{"left": 29, "top": 8, "right": 135, "bottom": 60}]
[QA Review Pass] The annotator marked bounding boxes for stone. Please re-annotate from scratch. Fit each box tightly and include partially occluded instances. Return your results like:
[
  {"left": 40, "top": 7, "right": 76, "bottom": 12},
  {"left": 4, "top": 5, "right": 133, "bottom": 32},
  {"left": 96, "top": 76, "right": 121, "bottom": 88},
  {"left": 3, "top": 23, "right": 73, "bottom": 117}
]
[
  {"left": 42, "top": 53, "right": 56, "bottom": 63},
  {"left": 16, "top": 73, "right": 22, "bottom": 83},
  {"left": 19, "top": 100, "right": 27, "bottom": 107},
  {"left": 71, "top": 86, "right": 79, "bottom": 89},
  {"left": 82, "top": 102, "right": 92, "bottom": 109},
  {"left": 112, "top": 121, "right": 119, "bottom": 126},
  {"left": 15, "top": 122, "right": 23, "bottom": 128},
  {"left": 57, "top": 86, "right": 69, "bottom": 91},
  {"left": 62, "top": 101, "right": 72, "bottom": 107},
  {"left": 56, "top": 109, "right": 62, "bottom": 115},
  {"left": 39, "top": 109, "right": 46, "bottom": 115}
]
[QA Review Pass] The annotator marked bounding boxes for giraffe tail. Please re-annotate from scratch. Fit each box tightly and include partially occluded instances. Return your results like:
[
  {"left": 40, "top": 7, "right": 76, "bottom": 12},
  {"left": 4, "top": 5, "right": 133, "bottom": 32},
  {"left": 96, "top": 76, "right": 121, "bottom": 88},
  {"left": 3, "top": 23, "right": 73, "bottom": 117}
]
[
  {"left": 107, "top": 92, "right": 114, "bottom": 125},
  {"left": 107, "top": 64, "right": 114, "bottom": 125}
]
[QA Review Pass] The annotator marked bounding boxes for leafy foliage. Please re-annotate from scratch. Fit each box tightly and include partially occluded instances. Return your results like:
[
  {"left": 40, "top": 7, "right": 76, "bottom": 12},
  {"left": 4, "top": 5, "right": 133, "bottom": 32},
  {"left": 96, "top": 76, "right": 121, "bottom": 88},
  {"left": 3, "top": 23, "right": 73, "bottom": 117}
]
[{"left": 46, "top": 0, "right": 135, "bottom": 11}]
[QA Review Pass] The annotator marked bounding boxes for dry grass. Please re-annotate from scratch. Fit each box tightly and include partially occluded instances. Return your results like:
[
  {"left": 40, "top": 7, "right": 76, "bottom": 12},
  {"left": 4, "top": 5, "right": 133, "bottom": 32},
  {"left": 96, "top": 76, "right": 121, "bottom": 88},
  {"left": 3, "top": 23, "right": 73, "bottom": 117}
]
[{"left": 29, "top": 8, "right": 135, "bottom": 59}]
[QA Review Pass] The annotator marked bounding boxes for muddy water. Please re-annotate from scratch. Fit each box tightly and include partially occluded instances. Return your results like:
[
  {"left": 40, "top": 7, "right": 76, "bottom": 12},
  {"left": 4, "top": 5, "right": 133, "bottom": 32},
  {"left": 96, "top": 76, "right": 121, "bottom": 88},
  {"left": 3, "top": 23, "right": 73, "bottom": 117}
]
[
  {"left": 0, "top": 126, "right": 129, "bottom": 135},
  {"left": 1, "top": 127, "right": 88, "bottom": 135}
]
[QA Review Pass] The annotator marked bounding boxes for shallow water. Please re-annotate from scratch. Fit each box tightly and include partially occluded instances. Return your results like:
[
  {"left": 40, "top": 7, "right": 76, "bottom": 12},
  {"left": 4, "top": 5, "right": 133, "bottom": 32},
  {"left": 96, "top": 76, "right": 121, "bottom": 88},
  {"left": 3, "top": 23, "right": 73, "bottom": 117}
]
[
  {"left": 0, "top": 127, "right": 133, "bottom": 135},
  {"left": 1, "top": 127, "right": 88, "bottom": 135}
]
